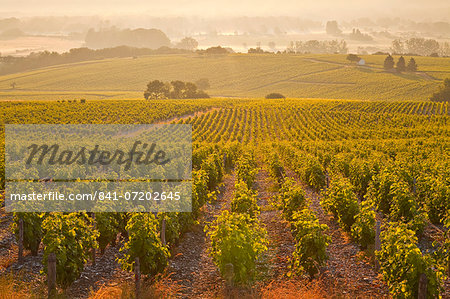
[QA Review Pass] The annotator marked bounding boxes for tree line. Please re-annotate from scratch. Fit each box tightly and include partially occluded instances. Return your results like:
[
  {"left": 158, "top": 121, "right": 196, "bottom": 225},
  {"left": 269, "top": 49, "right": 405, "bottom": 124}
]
[
  {"left": 286, "top": 40, "right": 348, "bottom": 54},
  {"left": 391, "top": 38, "right": 450, "bottom": 57}
]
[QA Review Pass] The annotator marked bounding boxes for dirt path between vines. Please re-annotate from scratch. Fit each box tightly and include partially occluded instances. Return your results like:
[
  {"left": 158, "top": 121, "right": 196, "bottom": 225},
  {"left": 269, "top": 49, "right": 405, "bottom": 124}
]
[
  {"left": 286, "top": 170, "right": 389, "bottom": 298},
  {"left": 155, "top": 107, "right": 221, "bottom": 125},
  {"left": 159, "top": 172, "right": 235, "bottom": 298},
  {"left": 249, "top": 164, "right": 331, "bottom": 298},
  {"left": 253, "top": 165, "right": 295, "bottom": 282}
]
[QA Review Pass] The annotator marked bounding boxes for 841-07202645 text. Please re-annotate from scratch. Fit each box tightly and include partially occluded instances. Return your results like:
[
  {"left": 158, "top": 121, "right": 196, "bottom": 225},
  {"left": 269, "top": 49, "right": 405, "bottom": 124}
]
[{"left": 9, "top": 191, "right": 181, "bottom": 201}]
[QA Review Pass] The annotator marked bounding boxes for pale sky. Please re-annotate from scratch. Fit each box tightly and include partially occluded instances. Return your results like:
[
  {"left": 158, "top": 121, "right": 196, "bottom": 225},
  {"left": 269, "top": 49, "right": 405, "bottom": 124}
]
[{"left": 1, "top": 0, "right": 449, "bottom": 20}]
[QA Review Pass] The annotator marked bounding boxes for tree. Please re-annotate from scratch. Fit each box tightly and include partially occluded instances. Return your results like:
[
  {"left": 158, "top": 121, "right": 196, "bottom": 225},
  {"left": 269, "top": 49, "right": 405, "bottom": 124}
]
[
  {"left": 346, "top": 54, "right": 361, "bottom": 62},
  {"left": 430, "top": 78, "right": 450, "bottom": 102},
  {"left": 326, "top": 21, "right": 342, "bottom": 35},
  {"left": 144, "top": 80, "right": 170, "bottom": 99},
  {"left": 406, "top": 58, "right": 418, "bottom": 72},
  {"left": 396, "top": 56, "right": 406, "bottom": 72},
  {"left": 384, "top": 55, "right": 395, "bottom": 70},
  {"left": 170, "top": 80, "right": 186, "bottom": 99},
  {"left": 176, "top": 37, "right": 198, "bottom": 51},
  {"left": 265, "top": 92, "right": 285, "bottom": 99},
  {"left": 185, "top": 82, "right": 199, "bottom": 98},
  {"left": 349, "top": 28, "right": 373, "bottom": 41}
]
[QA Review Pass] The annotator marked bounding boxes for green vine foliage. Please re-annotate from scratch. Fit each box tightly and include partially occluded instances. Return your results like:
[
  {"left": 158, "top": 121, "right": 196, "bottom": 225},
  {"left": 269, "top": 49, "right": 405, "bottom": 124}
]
[
  {"left": 277, "top": 178, "right": 308, "bottom": 221},
  {"left": 321, "top": 176, "right": 360, "bottom": 232},
  {"left": 266, "top": 152, "right": 284, "bottom": 187},
  {"left": 95, "top": 212, "right": 119, "bottom": 254},
  {"left": 12, "top": 212, "right": 44, "bottom": 256},
  {"left": 192, "top": 169, "right": 209, "bottom": 219},
  {"left": 230, "top": 179, "right": 260, "bottom": 218},
  {"left": 303, "top": 155, "right": 326, "bottom": 191},
  {"left": 348, "top": 158, "right": 375, "bottom": 198},
  {"left": 235, "top": 152, "right": 258, "bottom": 188},
  {"left": 157, "top": 212, "right": 181, "bottom": 247},
  {"left": 42, "top": 213, "right": 98, "bottom": 289},
  {"left": 200, "top": 153, "right": 223, "bottom": 191},
  {"left": 119, "top": 213, "right": 169, "bottom": 276},
  {"left": 289, "top": 209, "right": 330, "bottom": 278},
  {"left": 367, "top": 169, "right": 397, "bottom": 214},
  {"left": 206, "top": 210, "right": 268, "bottom": 284},
  {"left": 376, "top": 222, "right": 444, "bottom": 298},
  {"left": 389, "top": 180, "right": 427, "bottom": 234},
  {"left": 350, "top": 200, "right": 375, "bottom": 249},
  {"left": 424, "top": 177, "right": 449, "bottom": 224},
  {"left": 434, "top": 214, "right": 449, "bottom": 282}
]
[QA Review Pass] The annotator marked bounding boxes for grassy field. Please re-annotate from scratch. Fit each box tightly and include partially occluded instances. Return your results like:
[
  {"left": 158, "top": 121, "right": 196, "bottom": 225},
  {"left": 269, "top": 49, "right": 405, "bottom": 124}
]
[{"left": 0, "top": 54, "right": 448, "bottom": 101}]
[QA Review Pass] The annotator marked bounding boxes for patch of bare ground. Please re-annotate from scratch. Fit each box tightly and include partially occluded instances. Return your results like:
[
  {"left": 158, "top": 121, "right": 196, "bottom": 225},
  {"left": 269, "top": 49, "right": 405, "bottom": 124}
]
[
  {"left": 253, "top": 165, "right": 295, "bottom": 281},
  {"left": 252, "top": 164, "right": 331, "bottom": 299},
  {"left": 65, "top": 242, "right": 134, "bottom": 298},
  {"left": 156, "top": 107, "right": 221, "bottom": 124}
]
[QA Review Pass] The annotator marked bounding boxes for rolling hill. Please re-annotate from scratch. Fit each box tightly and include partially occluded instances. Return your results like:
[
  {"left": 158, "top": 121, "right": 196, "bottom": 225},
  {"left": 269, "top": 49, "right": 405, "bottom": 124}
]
[{"left": 0, "top": 53, "right": 448, "bottom": 101}]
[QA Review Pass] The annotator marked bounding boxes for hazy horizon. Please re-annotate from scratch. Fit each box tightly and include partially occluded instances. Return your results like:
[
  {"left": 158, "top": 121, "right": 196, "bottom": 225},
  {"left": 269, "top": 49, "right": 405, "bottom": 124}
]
[{"left": 1, "top": 0, "right": 449, "bottom": 21}]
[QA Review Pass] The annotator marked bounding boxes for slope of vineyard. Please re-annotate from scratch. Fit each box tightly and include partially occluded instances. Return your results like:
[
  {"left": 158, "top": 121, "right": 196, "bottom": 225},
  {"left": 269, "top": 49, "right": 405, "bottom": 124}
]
[
  {"left": 0, "top": 98, "right": 449, "bottom": 298},
  {"left": 0, "top": 54, "right": 448, "bottom": 100}
]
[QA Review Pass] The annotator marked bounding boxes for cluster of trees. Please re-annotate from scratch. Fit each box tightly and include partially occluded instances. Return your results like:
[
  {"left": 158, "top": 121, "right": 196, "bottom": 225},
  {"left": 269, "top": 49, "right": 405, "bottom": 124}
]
[
  {"left": 286, "top": 40, "right": 348, "bottom": 54},
  {"left": 384, "top": 55, "right": 418, "bottom": 72},
  {"left": 144, "top": 80, "right": 209, "bottom": 100},
  {"left": 85, "top": 27, "right": 171, "bottom": 49},
  {"left": 265, "top": 93, "right": 286, "bottom": 99},
  {"left": 391, "top": 38, "right": 450, "bottom": 57},
  {"left": 325, "top": 21, "right": 373, "bottom": 41},
  {"left": 248, "top": 47, "right": 270, "bottom": 54},
  {"left": 348, "top": 28, "right": 373, "bottom": 42},
  {"left": 0, "top": 46, "right": 191, "bottom": 76},
  {"left": 176, "top": 37, "right": 198, "bottom": 51},
  {"left": 196, "top": 46, "right": 234, "bottom": 55},
  {"left": 326, "top": 21, "right": 342, "bottom": 36}
]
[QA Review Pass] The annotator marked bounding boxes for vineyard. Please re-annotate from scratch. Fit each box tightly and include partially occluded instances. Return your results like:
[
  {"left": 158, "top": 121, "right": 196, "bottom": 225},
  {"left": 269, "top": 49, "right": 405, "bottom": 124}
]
[
  {"left": 0, "top": 98, "right": 449, "bottom": 298},
  {"left": 0, "top": 54, "right": 449, "bottom": 101}
]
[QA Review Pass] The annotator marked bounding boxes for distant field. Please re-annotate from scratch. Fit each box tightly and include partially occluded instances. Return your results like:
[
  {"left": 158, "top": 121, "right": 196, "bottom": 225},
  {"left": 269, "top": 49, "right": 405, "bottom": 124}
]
[{"left": 0, "top": 53, "right": 448, "bottom": 101}]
